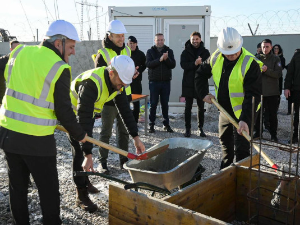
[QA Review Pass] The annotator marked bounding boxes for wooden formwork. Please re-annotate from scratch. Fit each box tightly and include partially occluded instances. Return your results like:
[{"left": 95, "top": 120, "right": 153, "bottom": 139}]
[{"left": 109, "top": 154, "right": 300, "bottom": 224}]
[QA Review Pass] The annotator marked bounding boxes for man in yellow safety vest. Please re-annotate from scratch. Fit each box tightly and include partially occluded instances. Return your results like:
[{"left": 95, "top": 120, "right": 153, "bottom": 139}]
[
  {"left": 93, "top": 20, "right": 137, "bottom": 173},
  {"left": 195, "top": 27, "right": 262, "bottom": 169},
  {"left": 0, "top": 20, "right": 87, "bottom": 225},
  {"left": 69, "top": 55, "right": 145, "bottom": 212}
]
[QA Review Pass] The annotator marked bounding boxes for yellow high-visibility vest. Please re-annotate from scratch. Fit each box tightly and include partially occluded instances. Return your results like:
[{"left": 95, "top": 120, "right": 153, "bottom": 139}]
[
  {"left": 211, "top": 47, "right": 263, "bottom": 119},
  {"left": 94, "top": 46, "right": 132, "bottom": 95},
  {"left": 0, "top": 44, "right": 70, "bottom": 136},
  {"left": 70, "top": 67, "right": 123, "bottom": 116}
]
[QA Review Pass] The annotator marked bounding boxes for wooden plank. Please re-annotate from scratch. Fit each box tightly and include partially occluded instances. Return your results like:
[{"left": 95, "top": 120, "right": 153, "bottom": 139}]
[
  {"left": 109, "top": 184, "right": 229, "bottom": 225},
  {"left": 235, "top": 153, "right": 260, "bottom": 168},
  {"left": 109, "top": 215, "right": 132, "bottom": 225},
  {"left": 164, "top": 166, "right": 236, "bottom": 222}
]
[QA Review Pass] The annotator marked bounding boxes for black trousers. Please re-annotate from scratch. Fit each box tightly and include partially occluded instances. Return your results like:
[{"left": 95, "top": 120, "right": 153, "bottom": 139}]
[
  {"left": 288, "top": 94, "right": 292, "bottom": 114},
  {"left": 131, "top": 80, "right": 142, "bottom": 123},
  {"left": 292, "top": 90, "right": 300, "bottom": 137},
  {"left": 254, "top": 95, "right": 278, "bottom": 136},
  {"left": 184, "top": 97, "right": 205, "bottom": 130},
  {"left": 219, "top": 112, "right": 250, "bottom": 169},
  {"left": 67, "top": 133, "right": 93, "bottom": 189},
  {"left": 4, "top": 151, "right": 61, "bottom": 225}
]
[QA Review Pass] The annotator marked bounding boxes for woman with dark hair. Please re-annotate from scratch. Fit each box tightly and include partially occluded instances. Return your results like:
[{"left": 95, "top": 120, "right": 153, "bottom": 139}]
[{"left": 272, "top": 44, "right": 288, "bottom": 112}]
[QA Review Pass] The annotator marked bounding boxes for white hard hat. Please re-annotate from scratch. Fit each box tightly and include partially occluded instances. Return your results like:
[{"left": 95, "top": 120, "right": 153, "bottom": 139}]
[
  {"left": 110, "top": 55, "right": 135, "bottom": 84},
  {"left": 107, "top": 20, "right": 127, "bottom": 34},
  {"left": 217, "top": 27, "right": 243, "bottom": 55},
  {"left": 46, "top": 20, "right": 81, "bottom": 42}
]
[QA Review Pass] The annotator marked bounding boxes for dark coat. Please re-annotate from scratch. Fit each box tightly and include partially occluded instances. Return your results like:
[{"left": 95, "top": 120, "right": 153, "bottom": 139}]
[
  {"left": 94, "top": 34, "right": 131, "bottom": 105},
  {"left": 146, "top": 45, "right": 176, "bottom": 81},
  {"left": 75, "top": 69, "right": 139, "bottom": 154},
  {"left": 284, "top": 51, "right": 300, "bottom": 91},
  {"left": 130, "top": 46, "right": 146, "bottom": 94},
  {"left": 180, "top": 40, "right": 210, "bottom": 98},
  {"left": 94, "top": 33, "right": 126, "bottom": 68},
  {"left": 256, "top": 52, "right": 282, "bottom": 96},
  {"left": 0, "top": 54, "right": 9, "bottom": 104}
]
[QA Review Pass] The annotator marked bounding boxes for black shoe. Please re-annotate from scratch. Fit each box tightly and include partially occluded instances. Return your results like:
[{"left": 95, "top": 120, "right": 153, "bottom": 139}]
[
  {"left": 101, "top": 162, "right": 109, "bottom": 175},
  {"left": 149, "top": 125, "right": 155, "bottom": 133},
  {"left": 271, "top": 135, "right": 278, "bottom": 142},
  {"left": 184, "top": 129, "right": 191, "bottom": 137},
  {"left": 164, "top": 125, "right": 174, "bottom": 133},
  {"left": 199, "top": 128, "right": 206, "bottom": 137},
  {"left": 76, "top": 188, "right": 98, "bottom": 213},
  {"left": 287, "top": 112, "right": 291, "bottom": 115},
  {"left": 119, "top": 158, "right": 128, "bottom": 169}
]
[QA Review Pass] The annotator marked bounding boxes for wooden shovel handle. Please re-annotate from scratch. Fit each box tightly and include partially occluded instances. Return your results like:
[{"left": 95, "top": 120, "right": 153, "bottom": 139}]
[
  {"left": 56, "top": 125, "right": 137, "bottom": 159},
  {"left": 211, "top": 98, "right": 278, "bottom": 169}
]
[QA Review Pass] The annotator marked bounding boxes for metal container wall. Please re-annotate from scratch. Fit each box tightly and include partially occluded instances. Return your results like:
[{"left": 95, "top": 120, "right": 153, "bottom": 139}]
[{"left": 124, "top": 138, "right": 213, "bottom": 190}]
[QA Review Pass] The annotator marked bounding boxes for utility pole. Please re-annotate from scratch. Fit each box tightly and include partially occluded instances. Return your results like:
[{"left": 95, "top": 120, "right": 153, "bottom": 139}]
[{"left": 76, "top": 0, "right": 101, "bottom": 40}]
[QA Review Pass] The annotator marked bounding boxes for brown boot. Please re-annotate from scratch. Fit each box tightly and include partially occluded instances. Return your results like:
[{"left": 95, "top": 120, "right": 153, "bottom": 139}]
[
  {"left": 87, "top": 182, "right": 100, "bottom": 194},
  {"left": 76, "top": 188, "right": 98, "bottom": 213}
]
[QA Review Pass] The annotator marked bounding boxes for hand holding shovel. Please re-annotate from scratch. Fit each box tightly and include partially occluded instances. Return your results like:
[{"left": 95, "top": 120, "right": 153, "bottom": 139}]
[{"left": 56, "top": 125, "right": 168, "bottom": 160}]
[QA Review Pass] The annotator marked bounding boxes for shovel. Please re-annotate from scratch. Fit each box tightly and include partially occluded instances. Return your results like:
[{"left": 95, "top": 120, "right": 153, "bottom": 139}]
[
  {"left": 56, "top": 125, "right": 169, "bottom": 160},
  {"left": 211, "top": 98, "right": 279, "bottom": 170}
]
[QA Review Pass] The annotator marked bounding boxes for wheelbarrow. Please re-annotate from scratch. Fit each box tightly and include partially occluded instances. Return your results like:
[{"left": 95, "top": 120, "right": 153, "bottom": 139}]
[
  {"left": 74, "top": 138, "right": 212, "bottom": 194},
  {"left": 124, "top": 138, "right": 212, "bottom": 191}
]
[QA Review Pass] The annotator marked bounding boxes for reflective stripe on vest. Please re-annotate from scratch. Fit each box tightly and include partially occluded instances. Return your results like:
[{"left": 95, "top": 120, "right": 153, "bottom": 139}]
[
  {"left": 211, "top": 50, "right": 221, "bottom": 68},
  {"left": 98, "top": 46, "right": 131, "bottom": 64},
  {"left": 90, "top": 73, "right": 103, "bottom": 101},
  {"left": 6, "top": 60, "right": 66, "bottom": 110},
  {"left": 0, "top": 45, "right": 70, "bottom": 136},
  {"left": 211, "top": 47, "right": 263, "bottom": 119},
  {"left": 70, "top": 67, "right": 119, "bottom": 115},
  {"left": 7, "top": 45, "right": 26, "bottom": 83},
  {"left": 1, "top": 108, "right": 57, "bottom": 126}
]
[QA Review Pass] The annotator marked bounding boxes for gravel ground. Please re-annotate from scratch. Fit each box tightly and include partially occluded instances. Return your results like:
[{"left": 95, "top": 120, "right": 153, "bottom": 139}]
[{"left": 0, "top": 96, "right": 299, "bottom": 225}]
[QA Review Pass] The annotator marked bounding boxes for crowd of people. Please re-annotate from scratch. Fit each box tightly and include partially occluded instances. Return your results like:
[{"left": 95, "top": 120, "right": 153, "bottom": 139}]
[{"left": 0, "top": 18, "right": 299, "bottom": 224}]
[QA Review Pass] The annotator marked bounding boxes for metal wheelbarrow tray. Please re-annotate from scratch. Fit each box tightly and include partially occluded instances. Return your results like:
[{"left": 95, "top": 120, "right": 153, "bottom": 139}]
[{"left": 124, "top": 138, "right": 212, "bottom": 190}]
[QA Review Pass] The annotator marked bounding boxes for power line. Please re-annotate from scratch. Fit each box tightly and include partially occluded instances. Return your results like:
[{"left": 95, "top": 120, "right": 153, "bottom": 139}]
[
  {"left": 19, "top": 0, "right": 35, "bottom": 40},
  {"left": 56, "top": 0, "right": 60, "bottom": 19},
  {"left": 53, "top": 0, "right": 58, "bottom": 20},
  {"left": 73, "top": 0, "right": 81, "bottom": 23},
  {"left": 72, "top": 11, "right": 107, "bottom": 24},
  {"left": 42, "top": 0, "right": 54, "bottom": 21}
]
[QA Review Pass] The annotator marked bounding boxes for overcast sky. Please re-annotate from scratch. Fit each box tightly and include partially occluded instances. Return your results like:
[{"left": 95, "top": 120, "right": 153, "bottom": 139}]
[{"left": 0, "top": 0, "right": 299, "bottom": 41}]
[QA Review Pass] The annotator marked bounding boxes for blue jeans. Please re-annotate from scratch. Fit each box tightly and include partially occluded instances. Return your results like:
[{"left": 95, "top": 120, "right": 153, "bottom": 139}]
[{"left": 149, "top": 81, "right": 171, "bottom": 126}]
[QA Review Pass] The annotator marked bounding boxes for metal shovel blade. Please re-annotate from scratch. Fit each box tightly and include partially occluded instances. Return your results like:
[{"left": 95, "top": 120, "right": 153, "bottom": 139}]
[{"left": 136, "top": 144, "right": 169, "bottom": 160}]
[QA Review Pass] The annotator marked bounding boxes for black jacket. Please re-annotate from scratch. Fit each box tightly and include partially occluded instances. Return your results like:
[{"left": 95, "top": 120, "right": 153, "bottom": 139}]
[
  {"left": 0, "top": 54, "right": 9, "bottom": 104},
  {"left": 146, "top": 45, "right": 176, "bottom": 81},
  {"left": 180, "top": 40, "right": 210, "bottom": 98},
  {"left": 0, "top": 41, "right": 86, "bottom": 156},
  {"left": 195, "top": 49, "right": 262, "bottom": 125},
  {"left": 284, "top": 51, "right": 300, "bottom": 91},
  {"left": 256, "top": 52, "right": 282, "bottom": 96},
  {"left": 94, "top": 33, "right": 126, "bottom": 68},
  {"left": 94, "top": 34, "right": 132, "bottom": 105},
  {"left": 130, "top": 46, "right": 146, "bottom": 94},
  {"left": 75, "top": 69, "right": 139, "bottom": 154}
]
